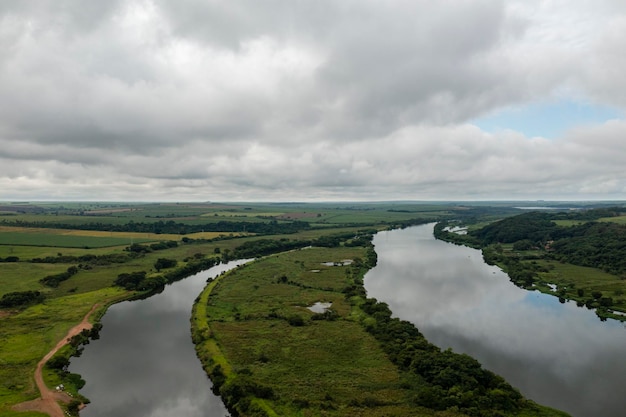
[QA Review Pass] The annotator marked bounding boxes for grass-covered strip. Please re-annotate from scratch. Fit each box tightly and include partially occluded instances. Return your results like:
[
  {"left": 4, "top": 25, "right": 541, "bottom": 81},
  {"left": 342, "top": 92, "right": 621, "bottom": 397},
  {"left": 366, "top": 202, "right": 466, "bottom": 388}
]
[
  {"left": 0, "top": 263, "right": 71, "bottom": 297},
  {"left": 0, "top": 230, "right": 153, "bottom": 248},
  {"left": 192, "top": 246, "right": 568, "bottom": 417},
  {"left": 0, "top": 225, "right": 235, "bottom": 242}
]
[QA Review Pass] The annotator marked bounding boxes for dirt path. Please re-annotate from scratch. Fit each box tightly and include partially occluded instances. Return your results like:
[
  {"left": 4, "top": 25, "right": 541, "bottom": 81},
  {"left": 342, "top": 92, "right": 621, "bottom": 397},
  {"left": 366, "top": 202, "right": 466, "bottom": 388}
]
[{"left": 12, "top": 304, "right": 100, "bottom": 417}]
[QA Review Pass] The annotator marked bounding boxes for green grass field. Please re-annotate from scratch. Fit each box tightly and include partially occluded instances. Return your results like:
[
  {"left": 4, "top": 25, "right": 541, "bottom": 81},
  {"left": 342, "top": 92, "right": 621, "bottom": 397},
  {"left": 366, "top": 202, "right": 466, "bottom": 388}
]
[
  {"left": 0, "top": 201, "right": 454, "bottom": 228},
  {"left": 0, "top": 263, "right": 70, "bottom": 297},
  {"left": 0, "top": 231, "right": 152, "bottom": 248},
  {"left": 552, "top": 220, "right": 585, "bottom": 227},
  {"left": 193, "top": 247, "right": 567, "bottom": 417},
  {"left": 532, "top": 259, "right": 626, "bottom": 314},
  {"left": 598, "top": 215, "right": 626, "bottom": 224},
  {"left": 195, "top": 248, "right": 443, "bottom": 416}
]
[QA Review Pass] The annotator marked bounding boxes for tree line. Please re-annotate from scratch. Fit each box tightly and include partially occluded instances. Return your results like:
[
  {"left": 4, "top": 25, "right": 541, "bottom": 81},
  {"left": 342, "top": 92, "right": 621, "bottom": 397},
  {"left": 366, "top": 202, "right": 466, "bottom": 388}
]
[
  {"left": 1, "top": 218, "right": 312, "bottom": 235},
  {"left": 359, "top": 297, "right": 534, "bottom": 416},
  {"left": 437, "top": 209, "right": 626, "bottom": 276}
]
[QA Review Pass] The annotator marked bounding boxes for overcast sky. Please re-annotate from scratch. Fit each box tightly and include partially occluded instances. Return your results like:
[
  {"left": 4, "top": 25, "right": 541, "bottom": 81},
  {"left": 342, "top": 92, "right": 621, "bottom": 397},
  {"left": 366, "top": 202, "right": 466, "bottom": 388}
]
[{"left": 1, "top": 0, "right": 625, "bottom": 202}]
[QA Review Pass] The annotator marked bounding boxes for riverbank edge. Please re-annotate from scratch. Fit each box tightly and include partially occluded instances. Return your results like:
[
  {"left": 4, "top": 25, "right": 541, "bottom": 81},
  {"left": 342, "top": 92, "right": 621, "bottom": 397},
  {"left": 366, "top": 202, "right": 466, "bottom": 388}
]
[
  {"left": 9, "top": 291, "right": 127, "bottom": 417},
  {"left": 32, "top": 256, "right": 225, "bottom": 416},
  {"left": 37, "top": 292, "right": 137, "bottom": 414},
  {"left": 190, "top": 259, "right": 280, "bottom": 417},
  {"left": 433, "top": 221, "right": 626, "bottom": 322},
  {"left": 191, "top": 241, "right": 570, "bottom": 417}
]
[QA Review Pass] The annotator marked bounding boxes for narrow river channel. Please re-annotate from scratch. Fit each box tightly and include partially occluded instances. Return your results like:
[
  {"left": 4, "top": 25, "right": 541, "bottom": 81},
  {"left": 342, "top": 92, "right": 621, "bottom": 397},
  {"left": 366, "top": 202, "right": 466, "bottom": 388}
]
[
  {"left": 69, "top": 259, "right": 249, "bottom": 417},
  {"left": 364, "top": 224, "right": 626, "bottom": 417}
]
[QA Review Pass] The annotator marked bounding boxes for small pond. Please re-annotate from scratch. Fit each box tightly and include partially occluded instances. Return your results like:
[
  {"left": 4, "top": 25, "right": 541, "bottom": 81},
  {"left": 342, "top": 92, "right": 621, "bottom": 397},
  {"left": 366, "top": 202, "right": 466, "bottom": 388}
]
[{"left": 307, "top": 302, "right": 332, "bottom": 313}]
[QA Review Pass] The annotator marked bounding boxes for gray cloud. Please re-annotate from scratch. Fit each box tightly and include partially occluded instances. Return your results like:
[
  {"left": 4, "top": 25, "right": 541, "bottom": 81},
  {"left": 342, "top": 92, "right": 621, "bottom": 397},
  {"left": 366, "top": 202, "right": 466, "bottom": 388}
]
[{"left": 0, "top": 0, "right": 625, "bottom": 201}]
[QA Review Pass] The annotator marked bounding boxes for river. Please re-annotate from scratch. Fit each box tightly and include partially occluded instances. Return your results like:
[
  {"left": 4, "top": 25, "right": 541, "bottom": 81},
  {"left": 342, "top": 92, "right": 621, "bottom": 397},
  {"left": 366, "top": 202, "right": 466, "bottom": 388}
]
[
  {"left": 364, "top": 224, "right": 626, "bottom": 417},
  {"left": 69, "top": 260, "right": 249, "bottom": 417}
]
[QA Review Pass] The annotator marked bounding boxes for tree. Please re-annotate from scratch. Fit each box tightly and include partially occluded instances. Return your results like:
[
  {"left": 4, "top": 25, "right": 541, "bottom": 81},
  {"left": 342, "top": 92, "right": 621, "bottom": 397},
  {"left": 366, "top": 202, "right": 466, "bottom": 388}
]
[
  {"left": 0, "top": 290, "right": 44, "bottom": 308},
  {"left": 154, "top": 258, "right": 177, "bottom": 271}
]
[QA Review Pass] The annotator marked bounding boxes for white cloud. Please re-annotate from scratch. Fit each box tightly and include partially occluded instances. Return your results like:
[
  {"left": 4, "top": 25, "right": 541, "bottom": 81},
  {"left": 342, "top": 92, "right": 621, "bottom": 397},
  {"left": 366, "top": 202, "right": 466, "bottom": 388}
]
[{"left": 0, "top": 0, "right": 624, "bottom": 201}]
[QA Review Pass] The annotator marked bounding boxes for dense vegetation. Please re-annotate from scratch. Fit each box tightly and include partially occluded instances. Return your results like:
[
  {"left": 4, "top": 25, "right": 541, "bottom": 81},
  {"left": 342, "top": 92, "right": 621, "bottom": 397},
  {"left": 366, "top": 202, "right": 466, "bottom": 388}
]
[
  {"left": 0, "top": 290, "right": 44, "bottom": 308},
  {"left": 360, "top": 298, "right": 532, "bottom": 415},
  {"left": 1, "top": 218, "right": 312, "bottom": 235}
]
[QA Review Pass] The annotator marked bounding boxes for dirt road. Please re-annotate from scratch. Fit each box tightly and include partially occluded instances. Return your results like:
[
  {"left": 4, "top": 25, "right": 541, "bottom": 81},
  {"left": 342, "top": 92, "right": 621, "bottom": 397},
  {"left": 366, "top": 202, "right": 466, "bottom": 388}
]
[{"left": 12, "top": 304, "right": 100, "bottom": 417}]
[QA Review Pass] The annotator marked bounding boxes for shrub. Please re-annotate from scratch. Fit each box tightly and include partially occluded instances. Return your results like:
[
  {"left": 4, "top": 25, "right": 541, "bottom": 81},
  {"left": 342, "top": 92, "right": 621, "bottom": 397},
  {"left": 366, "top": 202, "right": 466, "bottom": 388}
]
[{"left": 0, "top": 290, "right": 44, "bottom": 308}]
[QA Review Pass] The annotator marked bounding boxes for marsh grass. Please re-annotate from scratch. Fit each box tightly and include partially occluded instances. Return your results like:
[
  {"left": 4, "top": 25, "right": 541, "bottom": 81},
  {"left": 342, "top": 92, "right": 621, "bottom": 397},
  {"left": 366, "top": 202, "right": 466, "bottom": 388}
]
[{"left": 533, "top": 259, "right": 626, "bottom": 313}]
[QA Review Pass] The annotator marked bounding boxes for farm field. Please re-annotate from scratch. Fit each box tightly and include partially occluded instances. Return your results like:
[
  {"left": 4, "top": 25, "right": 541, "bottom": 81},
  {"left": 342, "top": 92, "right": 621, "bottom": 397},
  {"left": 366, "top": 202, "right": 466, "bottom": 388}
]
[
  {"left": 0, "top": 201, "right": 455, "bottom": 227},
  {"left": 0, "top": 226, "right": 240, "bottom": 246},
  {"left": 0, "top": 229, "right": 153, "bottom": 248}
]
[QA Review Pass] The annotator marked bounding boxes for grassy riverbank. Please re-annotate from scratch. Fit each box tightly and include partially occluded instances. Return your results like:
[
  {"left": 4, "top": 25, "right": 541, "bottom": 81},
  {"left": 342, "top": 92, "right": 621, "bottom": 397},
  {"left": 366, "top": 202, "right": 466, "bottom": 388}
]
[{"left": 192, "top": 244, "right": 569, "bottom": 417}]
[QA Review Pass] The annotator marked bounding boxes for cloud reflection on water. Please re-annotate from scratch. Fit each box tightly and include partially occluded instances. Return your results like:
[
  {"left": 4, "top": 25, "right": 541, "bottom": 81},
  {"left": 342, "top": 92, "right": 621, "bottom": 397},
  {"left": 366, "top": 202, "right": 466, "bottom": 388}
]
[
  {"left": 364, "top": 225, "right": 626, "bottom": 417},
  {"left": 70, "top": 261, "right": 249, "bottom": 417}
]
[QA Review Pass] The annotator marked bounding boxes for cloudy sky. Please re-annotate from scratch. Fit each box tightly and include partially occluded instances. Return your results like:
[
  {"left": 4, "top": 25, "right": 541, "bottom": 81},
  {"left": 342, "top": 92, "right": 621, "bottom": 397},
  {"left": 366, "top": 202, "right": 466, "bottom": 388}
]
[{"left": 1, "top": 0, "right": 625, "bottom": 201}]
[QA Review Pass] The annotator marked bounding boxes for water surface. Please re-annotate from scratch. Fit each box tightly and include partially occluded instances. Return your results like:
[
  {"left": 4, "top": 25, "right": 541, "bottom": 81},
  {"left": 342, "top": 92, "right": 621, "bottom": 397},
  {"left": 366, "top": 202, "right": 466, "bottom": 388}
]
[
  {"left": 364, "top": 224, "right": 626, "bottom": 417},
  {"left": 70, "top": 260, "right": 248, "bottom": 417}
]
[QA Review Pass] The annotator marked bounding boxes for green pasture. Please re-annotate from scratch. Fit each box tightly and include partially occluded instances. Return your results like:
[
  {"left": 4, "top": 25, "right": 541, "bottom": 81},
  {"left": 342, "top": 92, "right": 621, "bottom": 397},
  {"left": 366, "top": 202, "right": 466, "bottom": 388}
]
[
  {"left": 0, "top": 263, "right": 70, "bottom": 297},
  {"left": 533, "top": 260, "right": 626, "bottom": 309},
  {"left": 196, "top": 248, "right": 434, "bottom": 416},
  {"left": 0, "top": 201, "right": 455, "bottom": 229},
  {"left": 316, "top": 210, "right": 439, "bottom": 225},
  {"left": 598, "top": 215, "right": 626, "bottom": 225},
  {"left": 0, "top": 231, "right": 152, "bottom": 248},
  {"left": 552, "top": 220, "right": 585, "bottom": 227},
  {"left": 0, "top": 245, "right": 121, "bottom": 261}
]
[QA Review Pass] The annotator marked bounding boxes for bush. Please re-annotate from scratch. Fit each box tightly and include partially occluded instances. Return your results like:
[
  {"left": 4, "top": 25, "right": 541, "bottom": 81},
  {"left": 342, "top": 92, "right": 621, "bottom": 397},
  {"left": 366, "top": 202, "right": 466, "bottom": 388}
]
[
  {"left": 114, "top": 271, "right": 147, "bottom": 290},
  {"left": 0, "top": 290, "right": 44, "bottom": 308},
  {"left": 40, "top": 266, "right": 79, "bottom": 287},
  {"left": 154, "top": 258, "right": 177, "bottom": 271},
  {"left": 287, "top": 315, "right": 305, "bottom": 326}
]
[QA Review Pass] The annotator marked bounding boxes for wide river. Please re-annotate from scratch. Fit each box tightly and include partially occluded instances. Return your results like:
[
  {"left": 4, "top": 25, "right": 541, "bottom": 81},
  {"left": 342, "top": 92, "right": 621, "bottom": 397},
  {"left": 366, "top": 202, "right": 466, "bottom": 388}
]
[
  {"left": 364, "top": 224, "right": 626, "bottom": 417},
  {"left": 70, "top": 226, "right": 626, "bottom": 417},
  {"left": 70, "top": 260, "right": 249, "bottom": 417}
]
